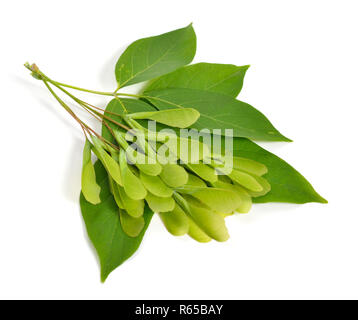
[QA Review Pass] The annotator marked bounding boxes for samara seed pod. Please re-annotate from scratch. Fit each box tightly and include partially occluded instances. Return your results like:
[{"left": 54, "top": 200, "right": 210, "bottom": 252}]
[
  {"left": 163, "top": 136, "right": 210, "bottom": 163},
  {"left": 159, "top": 204, "right": 189, "bottom": 236},
  {"left": 145, "top": 192, "right": 175, "bottom": 212},
  {"left": 119, "top": 209, "right": 145, "bottom": 237},
  {"left": 185, "top": 198, "right": 229, "bottom": 242},
  {"left": 185, "top": 173, "right": 207, "bottom": 188},
  {"left": 232, "top": 157, "right": 268, "bottom": 176},
  {"left": 129, "top": 108, "right": 200, "bottom": 128},
  {"left": 186, "top": 187, "right": 242, "bottom": 214},
  {"left": 233, "top": 184, "right": 252, "bottom": 213},
  {"left": 126, "top": 147, "right": 162, "bottom": 176},
  {"left": 240, "top": 174, "right": 271, "bottom": 197},
  {"left": 139, "top": 172, "right": 173, "bottom": 197},
  {"left": 81, "top": 140, "right": 101, "bottom": 205},
  {"left": 229, "top": 169, "right": 263, "bottom": 192},
  {"left": 187, "top": 216, "right": 212, "bottom": 243},
  {"left": 160, "top": 163, "right": 188, "bottom": 187},
  {"left": 108, "top": 176, "right": 125, "bottom": 209},
  {"left": 91, "top": 136, "right": 123, "bottom": 186},
  {"left": 118, "top": 186, "right": 145, "bottom": 217},
  {"left": 186, "top": 163, "right": 218, "bottom": 183},
  {"left": 213, "top": 180, "right": 252, "bottom": 213},
  {"left": 119, "top": 149, "right": 147, "bottom": 200},
  {"left": 218, "top": 174, "right": 232, "bottom": 184}
]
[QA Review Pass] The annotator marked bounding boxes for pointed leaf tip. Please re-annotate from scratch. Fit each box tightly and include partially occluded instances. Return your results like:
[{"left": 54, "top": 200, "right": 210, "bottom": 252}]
[{"left": 115, "top": 25, "right": 196, "bottom": 87}]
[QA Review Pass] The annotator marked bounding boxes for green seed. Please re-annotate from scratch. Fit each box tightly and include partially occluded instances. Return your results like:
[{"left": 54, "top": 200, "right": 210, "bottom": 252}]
[
  {"left": 91, "top": 134, "right": 118, "bottom": 155},
  {"left": 233, "top": 184, "right": 252, "bottom": 213},
  {"left": 229, "top": 169, "right": 263, "bottom": 192},
  {"left": 108, "top": 176, "right": 124, "bottom": 209},
  {"left": 126, "top": 147, "right": 162, "bottom": 176},
  {"left": 129, "top": 108, "right": 200, "bottom": 128},
  {"left": 213, "top": 180, "right": 252, "bottom": 213},
  {"left": 140, "top": 135, "right": 159, "bottom": 160},
  {"left": 119, "top": 149, "right": 147, "bottom": 200},
  {"left": 187, "top": 217, "right": 212, "bottom": 243},
  {"left": 136, "top": 162, "right": 162, "bottom": 176},
  {"left": 171, "top": 193, "right": 212, "bottom": 242},
  {"left": 118, "top": 186, "right": 144, "bottom": 217},
  {"left": 139, "top": 172, "right": 173, "bottom": 197},
  {"left": 218, "top": 174, "right": 232, "bottom": 184},
  {"left": 190, "top": 187, "right": 242, "bottom": 214},
  {"left": 159, "top": 204, "right": 189, "bottom": 236},
  {"left": 164, "top": 136, "right": 210, "bottom": 163},
  {"left": 145, "top": 192, "right": 175, "bottom": 212},
  {"left": 160, "top": 163, "right": 188, "bottom": 187},
  {"left": 241, "top": 174, "right": 271, "bottom": 197},
  {"left": 81, "top": 140, "right": 101, "bottom": 205},
  {"left": 153, "top": 142, "right": 175, "bottom": 164},
  {"left": 185, "top": 173, "right": 207, "bottom": 188},
  {"left": 233, "top": 157, "right": 268, "bottom": 176},
  {"left": 115, "top": 130, "right": 161, "bottom": 177},
  {"left": 172, "top": 191, "right": 192, "bottom": 215},
  {"left": 119, "top": 210, "right": 145, "bottom": 237},
  {"left": 91, "top": 136, "right": 123, "bottom": 186},
  {"left": 186, "top": 199, "right": 229, "bottom": 242},
  {"left": 186, "top": 163, "right": 218, "bottom": 183}
]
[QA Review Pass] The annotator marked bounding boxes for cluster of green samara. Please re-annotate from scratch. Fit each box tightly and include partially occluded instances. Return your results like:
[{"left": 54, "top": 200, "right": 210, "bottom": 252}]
[
  {"left": 26, "top": 24, "right": 326, "bottom": 281},
  {"left": 82, "top": 106, "right": 271, "bottom": 242}
]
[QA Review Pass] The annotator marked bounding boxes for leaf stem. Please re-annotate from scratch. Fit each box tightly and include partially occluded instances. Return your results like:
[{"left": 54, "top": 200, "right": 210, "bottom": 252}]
[
  {"left": 43, "top": 74, "right": 115, "bottom": 96},
  {"left": 50, "top": 82, "right": 131, "bottom": 131},
  {"left": 25, "top": 63, "right": 154, "bottom": 101},
  {"left": 42, "top": 80, "right": 119, "bottom": 150},
  {"left": 115, "top": 92, "right": 142, "bottom": 98},
  {"left": 42, "top": 80, "right": 87, "bottom": 133},
  {"left": 49, "top": 80, "right": 115, "bottom": 96}
]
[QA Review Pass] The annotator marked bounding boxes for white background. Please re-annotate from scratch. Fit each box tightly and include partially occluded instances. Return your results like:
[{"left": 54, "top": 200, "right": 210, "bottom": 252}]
[{"left": 1, "top": 0, "right": 357, "bottom": 300}]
